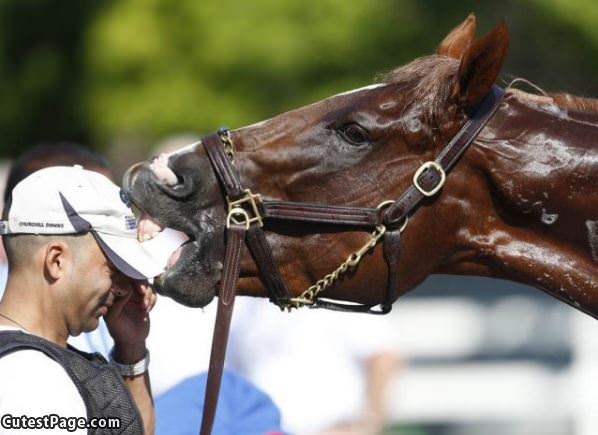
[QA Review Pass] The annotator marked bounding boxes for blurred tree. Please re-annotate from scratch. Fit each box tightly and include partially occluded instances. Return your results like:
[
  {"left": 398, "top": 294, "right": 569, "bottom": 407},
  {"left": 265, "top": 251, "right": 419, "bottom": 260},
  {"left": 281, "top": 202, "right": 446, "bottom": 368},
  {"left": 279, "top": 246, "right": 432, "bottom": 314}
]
[
  {"left": 0, "top": 0, "right": 106, "bottom": 157},
  {"left": 81, "top": 0, "right": 426, "bottom": 145}
]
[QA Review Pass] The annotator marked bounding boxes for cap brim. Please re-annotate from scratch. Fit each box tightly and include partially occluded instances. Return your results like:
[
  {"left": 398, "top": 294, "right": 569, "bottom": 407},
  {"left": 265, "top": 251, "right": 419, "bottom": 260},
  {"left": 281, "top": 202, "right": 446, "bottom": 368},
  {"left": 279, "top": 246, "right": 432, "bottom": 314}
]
[{"left": 92, "top": 231, "right": 165, "bottom": 280}]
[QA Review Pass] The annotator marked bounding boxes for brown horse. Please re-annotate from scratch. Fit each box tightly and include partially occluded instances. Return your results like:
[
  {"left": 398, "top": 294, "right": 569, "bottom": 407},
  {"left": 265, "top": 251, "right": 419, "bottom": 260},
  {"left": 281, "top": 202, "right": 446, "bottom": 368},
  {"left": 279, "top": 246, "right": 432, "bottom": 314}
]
[{"left": 124, "top": 14, "right": 598, "bottom": 319}]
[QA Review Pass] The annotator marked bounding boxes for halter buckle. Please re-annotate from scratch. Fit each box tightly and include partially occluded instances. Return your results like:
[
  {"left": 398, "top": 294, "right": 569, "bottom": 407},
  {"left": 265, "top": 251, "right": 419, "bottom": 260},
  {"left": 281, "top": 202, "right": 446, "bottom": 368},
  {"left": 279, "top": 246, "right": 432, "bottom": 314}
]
[
  {"left": 227, "top": 189, "right": 264, "bottom": 228},
  {"left": 413, "top": 161, "right": 446, "bottom": 197},
  {"left": 226, "top": 207, "right": 251, "bottom": 229}
]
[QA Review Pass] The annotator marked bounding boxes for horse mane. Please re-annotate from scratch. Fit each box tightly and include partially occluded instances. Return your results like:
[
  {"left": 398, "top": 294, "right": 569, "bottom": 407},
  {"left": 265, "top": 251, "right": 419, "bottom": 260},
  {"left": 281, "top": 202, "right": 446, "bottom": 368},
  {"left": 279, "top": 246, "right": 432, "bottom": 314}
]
[
  {"left": 507, "top": 79, "right": 598, "bottom": 116},
  {"left": 381, "top": 55, "right": 598, "bottom": 119},
  {"left": 549, "top": 93, "right": 598, "bottom": 114},
  {"left": 379, "top": 55, "right": 459, "bottom": 123}
]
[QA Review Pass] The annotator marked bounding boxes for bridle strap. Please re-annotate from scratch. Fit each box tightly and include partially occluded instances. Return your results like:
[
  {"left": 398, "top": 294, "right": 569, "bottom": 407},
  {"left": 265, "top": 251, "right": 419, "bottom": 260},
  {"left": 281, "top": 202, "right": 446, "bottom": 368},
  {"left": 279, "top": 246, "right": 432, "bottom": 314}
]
[
  {"left": 383, "top": 85, "right": 504, "bottom": 227},
  {"left": 261, "top": 201, "right": 381, "bottom": 227},
  {"left": 202, "top": 133, "right": 245, "bottom": 199},
  {"left": 199, "top": 224, "right": 245, "bottom": 435},
  {"left": 245, "top": 225, "right": 291, "bottom": 304}
]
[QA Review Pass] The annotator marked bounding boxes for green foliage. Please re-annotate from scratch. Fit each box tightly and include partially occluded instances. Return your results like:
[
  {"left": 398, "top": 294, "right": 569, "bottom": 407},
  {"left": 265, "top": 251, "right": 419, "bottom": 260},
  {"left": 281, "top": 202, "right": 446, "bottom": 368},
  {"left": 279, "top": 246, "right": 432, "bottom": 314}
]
[
  {"left": 81, "top": 0, "right": 424, "bottom": 143},
  {"left": 0, "top": 0, "right": 102, "bottom": 156}
]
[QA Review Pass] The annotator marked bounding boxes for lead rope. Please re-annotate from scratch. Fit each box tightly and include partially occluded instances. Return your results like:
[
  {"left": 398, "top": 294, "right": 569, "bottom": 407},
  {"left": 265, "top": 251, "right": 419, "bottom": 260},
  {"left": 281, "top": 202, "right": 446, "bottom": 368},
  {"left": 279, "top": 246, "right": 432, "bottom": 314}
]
[{"left": 199, "top": 214, "right": 247, "bottom": 435}]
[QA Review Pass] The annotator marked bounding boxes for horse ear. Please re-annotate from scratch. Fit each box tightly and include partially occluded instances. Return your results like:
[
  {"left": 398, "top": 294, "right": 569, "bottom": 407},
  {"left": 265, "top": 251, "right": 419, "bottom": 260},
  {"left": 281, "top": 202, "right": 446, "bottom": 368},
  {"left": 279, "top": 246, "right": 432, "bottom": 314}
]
[
  {"left": 454, "top": 21, "right": 509, "bottom": 109},
  {"left": 437, "top": 13, "right": 477, "bottom": 59}
]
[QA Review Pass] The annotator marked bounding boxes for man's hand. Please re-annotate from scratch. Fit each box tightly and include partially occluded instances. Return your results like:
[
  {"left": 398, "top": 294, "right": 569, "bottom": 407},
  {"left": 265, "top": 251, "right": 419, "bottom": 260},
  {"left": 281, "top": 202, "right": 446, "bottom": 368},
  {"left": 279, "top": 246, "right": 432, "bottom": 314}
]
[
  {"left": 104, "top": 275, "right": 157, "bottom": 435},
  {"left": 104, "top": 275, "right": 157, "bottom": 363}
]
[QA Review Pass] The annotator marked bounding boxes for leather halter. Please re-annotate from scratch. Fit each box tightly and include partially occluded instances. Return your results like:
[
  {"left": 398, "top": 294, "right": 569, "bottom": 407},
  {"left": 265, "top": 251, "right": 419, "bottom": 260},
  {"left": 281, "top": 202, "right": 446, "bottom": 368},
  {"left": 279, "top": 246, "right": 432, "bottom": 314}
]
[{"left": 198, "top": 85, "right": 504, "bottom": 435}]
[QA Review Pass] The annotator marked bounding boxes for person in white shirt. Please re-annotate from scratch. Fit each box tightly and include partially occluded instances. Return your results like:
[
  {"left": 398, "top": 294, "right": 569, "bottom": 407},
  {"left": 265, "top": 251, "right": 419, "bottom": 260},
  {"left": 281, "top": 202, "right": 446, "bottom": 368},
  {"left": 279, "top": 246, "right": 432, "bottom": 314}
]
[{"left": 0, "top": 166, "right": 173, "bottom": 435}]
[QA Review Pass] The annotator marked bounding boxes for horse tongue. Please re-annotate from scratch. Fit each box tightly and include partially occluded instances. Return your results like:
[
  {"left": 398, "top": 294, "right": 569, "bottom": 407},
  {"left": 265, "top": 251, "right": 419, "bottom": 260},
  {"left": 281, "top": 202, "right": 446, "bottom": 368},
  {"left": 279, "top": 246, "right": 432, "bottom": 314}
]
[{"left": 149, "top": 153, "right": 178, "bottom": 185}]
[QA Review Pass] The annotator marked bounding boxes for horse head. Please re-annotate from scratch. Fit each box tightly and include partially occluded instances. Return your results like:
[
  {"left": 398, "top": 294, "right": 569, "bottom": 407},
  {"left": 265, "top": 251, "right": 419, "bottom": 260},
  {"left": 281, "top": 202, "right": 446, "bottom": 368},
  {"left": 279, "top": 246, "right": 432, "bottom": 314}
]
[{"left": 124, "top": 14, "right": 598, "bottom": 318}]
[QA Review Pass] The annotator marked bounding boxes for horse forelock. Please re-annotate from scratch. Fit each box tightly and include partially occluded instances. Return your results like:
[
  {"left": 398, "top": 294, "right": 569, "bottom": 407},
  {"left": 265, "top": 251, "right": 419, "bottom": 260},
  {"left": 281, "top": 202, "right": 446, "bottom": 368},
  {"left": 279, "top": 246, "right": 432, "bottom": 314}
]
[{"left": 380, "top": 55, "right": 459, "bottom": 124}]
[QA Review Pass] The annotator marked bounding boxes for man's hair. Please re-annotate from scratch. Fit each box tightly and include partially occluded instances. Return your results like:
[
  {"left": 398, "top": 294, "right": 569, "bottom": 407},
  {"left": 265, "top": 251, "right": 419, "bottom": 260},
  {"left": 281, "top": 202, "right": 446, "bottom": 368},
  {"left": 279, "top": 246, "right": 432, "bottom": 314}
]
[
  {"left": 2, "top": 143, "right": 111, "bottom": 268},
  {"left": 5, "top": 233, "right": 90, "bottom": 271}
]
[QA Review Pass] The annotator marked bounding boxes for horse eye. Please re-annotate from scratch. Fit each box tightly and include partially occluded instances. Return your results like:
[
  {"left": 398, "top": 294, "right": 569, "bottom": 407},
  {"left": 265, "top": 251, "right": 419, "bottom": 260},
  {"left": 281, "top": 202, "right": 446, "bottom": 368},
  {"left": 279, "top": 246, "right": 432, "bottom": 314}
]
[{"left": 337, "top": 123, "right": 370, "bottom": 146}]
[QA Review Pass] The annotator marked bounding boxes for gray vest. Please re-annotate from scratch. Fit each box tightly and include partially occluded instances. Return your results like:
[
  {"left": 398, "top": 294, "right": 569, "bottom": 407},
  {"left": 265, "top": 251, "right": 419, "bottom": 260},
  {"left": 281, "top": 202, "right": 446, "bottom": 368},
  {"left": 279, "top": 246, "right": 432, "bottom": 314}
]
[{"left": 0, "top": 330, "right": 143, "bottom": 435}]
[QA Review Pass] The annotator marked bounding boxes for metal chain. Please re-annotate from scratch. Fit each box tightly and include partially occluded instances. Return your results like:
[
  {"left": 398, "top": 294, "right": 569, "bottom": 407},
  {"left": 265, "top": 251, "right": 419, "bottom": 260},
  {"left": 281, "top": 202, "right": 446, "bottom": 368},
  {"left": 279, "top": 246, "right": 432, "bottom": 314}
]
[
  {"left": 217, "top": 128, "right": 235, "bottom": 163},
  {"left": 284, "top": 224, "right": 387, "bottom": 310}
]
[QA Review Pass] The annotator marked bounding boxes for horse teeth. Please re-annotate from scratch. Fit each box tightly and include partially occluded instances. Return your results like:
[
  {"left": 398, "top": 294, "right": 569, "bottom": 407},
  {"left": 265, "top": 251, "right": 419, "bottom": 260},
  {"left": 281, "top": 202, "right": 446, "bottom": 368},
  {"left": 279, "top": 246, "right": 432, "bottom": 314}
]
[{"left": 137, "top": 212, "right": 165, "bottom": 242}]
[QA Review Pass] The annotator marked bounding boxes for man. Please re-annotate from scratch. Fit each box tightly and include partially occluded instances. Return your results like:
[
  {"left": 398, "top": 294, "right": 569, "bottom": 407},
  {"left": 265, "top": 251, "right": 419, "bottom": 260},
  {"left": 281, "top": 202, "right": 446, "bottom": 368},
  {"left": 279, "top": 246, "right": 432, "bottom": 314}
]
[
  {"left": 0, "top": 143, "right": 112, "bottom": 293},
  {"left": 0, "top": 144, "right": 284, "bottom": 435},
  {"left": 0, "top": 166, "right": 166, "bottom": 434}
]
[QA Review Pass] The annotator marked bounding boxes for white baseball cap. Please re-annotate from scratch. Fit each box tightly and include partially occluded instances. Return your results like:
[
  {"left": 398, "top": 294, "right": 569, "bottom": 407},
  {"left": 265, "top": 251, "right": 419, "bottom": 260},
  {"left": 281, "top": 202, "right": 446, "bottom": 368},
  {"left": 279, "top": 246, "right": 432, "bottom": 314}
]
[{"left": 0, "top": 165, "right": 169, "bottom": 280}]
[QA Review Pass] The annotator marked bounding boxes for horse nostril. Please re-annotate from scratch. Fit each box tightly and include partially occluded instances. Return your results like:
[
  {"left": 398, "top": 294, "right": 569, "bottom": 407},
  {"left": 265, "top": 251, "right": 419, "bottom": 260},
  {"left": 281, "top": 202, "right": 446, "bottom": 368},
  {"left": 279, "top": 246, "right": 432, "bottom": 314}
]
[{"left": 157, "top": 173, "right": 195, "bottom": 199}]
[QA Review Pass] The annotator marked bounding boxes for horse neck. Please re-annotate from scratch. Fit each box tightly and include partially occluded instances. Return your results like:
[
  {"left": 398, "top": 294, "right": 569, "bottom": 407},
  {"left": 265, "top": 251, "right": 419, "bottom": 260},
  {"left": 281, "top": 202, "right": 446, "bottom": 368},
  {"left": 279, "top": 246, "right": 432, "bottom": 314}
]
[
  {"left": 450, "top": 89, "right": 598, "bottom": 318},
  {"left": 476, "top": 89, "right": 598, "bottom": 225}
]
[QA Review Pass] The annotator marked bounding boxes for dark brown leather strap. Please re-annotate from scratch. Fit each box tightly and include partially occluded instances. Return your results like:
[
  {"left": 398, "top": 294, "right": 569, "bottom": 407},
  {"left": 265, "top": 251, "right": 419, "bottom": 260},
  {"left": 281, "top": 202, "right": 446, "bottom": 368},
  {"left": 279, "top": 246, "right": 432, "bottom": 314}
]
[
  {"left": 245, "top": 225, "right": 291, "bottom": 304},
  {"left": 262, "top": 200, "right": 380, "bottom": 227},
  {"left": 202, "top": 132, "right": 245, "bottom": 199},
  {"left": 383, "top": 85, "right": 504, "bottom": 228},
  {"left": 381, "top": 228, "right": 401, "bottom": 313},
  {"left": 199, "top": 224, "right": 245, "bottom": 435}
]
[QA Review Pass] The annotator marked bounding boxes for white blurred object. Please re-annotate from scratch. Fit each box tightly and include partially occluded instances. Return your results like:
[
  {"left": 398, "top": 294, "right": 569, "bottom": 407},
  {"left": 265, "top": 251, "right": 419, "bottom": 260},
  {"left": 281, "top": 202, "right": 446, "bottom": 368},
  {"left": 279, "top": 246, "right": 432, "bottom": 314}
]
[
  {"left": 229, "top": 297, "right": 399, "bottom": 434},
  {"left": 147, "top": 296, "right": 217, "bottom": 396},
  {"left": 391, "top": 299, "right": 485, "bottom": 358},
  {"left": 140, "top": 227, "right": 189, "bottom": 270},
  {"left": 386, "top": 362, "right": 571, "bottom": 422},
  {"left": 570, "top": 312, "right": 598, "bottom": 435}
]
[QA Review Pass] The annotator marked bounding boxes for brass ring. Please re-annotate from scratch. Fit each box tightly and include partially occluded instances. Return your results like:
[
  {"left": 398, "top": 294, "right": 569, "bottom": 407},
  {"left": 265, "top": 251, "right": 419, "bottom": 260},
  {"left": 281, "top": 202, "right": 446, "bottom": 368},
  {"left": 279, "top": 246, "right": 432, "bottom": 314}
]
[
  {"left": 376, "top": 200, "right": 408, "bottom": 233},
  {"left": 399, "top": 216, "right": 409, "bottom": 233},
  {"left": 376, "top": 199, "right": 395, "bottom": 210},
  {"left": 226, "top": 207, "right": 250, "bottom": 230}
]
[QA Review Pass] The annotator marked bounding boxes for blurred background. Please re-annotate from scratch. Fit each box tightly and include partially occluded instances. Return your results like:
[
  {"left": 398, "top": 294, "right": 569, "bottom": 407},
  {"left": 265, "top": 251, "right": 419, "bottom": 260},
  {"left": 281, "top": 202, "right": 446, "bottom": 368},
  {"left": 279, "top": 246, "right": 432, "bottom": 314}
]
[{"left": 0, "top": 1, "right": 597, "bottom": 434}]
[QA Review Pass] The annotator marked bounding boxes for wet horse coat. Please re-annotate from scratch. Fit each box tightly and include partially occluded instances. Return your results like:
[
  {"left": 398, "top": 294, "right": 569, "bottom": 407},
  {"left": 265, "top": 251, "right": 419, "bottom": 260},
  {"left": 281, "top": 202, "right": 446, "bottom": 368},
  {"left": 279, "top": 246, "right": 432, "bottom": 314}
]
[{"left": 125, "top": 15, "right": 598, "bottom": 318}]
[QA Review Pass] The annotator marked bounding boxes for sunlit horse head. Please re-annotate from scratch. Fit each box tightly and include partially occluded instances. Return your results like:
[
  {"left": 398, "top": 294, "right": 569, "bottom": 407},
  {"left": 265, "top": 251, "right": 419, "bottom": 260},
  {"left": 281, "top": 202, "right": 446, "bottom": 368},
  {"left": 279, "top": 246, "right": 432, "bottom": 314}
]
[{"left": 124, "top": 14, "right": 598, "bottom": 318}]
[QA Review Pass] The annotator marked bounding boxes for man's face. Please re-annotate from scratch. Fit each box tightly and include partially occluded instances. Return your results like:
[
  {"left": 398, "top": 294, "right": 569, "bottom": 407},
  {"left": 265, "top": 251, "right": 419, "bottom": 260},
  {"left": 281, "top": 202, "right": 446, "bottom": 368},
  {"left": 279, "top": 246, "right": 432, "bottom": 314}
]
[{"left": 63, "top": 234, "right": 125, "bottom": 335}]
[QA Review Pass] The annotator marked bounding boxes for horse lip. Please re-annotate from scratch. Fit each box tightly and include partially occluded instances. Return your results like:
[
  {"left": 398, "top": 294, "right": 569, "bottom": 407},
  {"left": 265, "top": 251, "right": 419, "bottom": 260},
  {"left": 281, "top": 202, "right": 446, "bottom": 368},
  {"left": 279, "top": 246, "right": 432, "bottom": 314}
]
[{"left": 164, "top": 238, "right": 195, "bottom": 270}]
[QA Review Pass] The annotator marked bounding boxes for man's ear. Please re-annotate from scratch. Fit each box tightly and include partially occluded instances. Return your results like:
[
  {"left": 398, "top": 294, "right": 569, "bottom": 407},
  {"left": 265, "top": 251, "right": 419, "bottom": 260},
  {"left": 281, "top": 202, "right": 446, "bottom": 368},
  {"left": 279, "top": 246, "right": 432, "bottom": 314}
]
[
  {"left": 44, "top": 240, "right": 70, "bottom": 281},
  {"left": 437, "top": 13, "right": 477, "bottom": 59},
  {"left": 453, "top": 21, "right": 509, "bottom": 110}
]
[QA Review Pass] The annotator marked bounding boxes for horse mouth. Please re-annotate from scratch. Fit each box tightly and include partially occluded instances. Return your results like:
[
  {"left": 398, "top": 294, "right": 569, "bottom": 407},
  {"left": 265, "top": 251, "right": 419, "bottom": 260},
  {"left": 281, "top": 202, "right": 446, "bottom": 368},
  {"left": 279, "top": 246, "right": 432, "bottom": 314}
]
[{"left": 123, "top": 155, "right": 226, "bottom": 308}]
